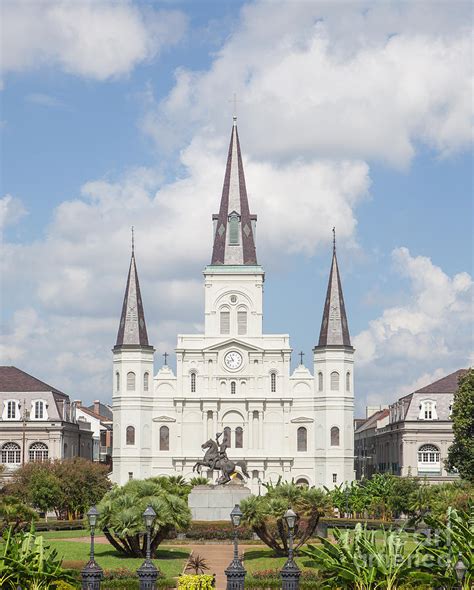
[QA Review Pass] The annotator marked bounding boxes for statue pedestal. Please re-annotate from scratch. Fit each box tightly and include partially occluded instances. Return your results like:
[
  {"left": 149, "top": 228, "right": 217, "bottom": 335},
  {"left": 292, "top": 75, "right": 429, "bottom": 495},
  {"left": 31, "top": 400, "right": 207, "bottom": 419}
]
[{"left": 188, "top": 481, "right": 251, "bottom": 521}]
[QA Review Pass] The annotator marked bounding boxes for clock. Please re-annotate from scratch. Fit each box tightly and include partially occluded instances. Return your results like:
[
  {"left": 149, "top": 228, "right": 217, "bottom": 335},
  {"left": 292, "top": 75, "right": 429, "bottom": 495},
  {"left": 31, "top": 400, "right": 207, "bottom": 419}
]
[{"left": 224, "top": 351, "right": 243, "bottom": 370}]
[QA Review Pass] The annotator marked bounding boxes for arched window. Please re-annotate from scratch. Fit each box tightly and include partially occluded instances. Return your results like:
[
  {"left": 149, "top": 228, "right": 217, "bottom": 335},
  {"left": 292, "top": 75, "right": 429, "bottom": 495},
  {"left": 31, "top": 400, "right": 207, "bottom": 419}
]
[
  {"left": 160, "top": 426, "right": 169, "bottom": 451},
  {"left": 346, "top": 372, "right": 351, "bottom": 392},
  {"left": 29, "top": 442, "right": 48, "bottom": 462},
  {"left": 190, "top": 372, "right": 196, "bottom": 393},
  {"left": 116, "top": 372, "right": 120, "bottom": 391},
  {"left": 127, "top": 372, "right": 136, "bottom": 391},
  {"left": 63, "top": 442, "right": 68, "bottom": 457},
  {"left": 235, "top": 427, "right": 243, "bottom": 448},
  {"left": 330, "top": 371, "right": 340, "bottom": 391},
  {"left": 270, "top": 372, "right": 276, "bottom": 393},
  {"left": 237, "top": 309, "right": 247, "bottom": 335},
  {"left": 34, "top": 401, "right": 44, "bottom": 420},
  {"left": 126, "top": 426, "right": 135, "bottom": 445},
  {"left": 220, "top": 309, "right": 230, "bottom": 335},
  {"left": 417, "top": 444, "right": 441, "bottom": 472},
  {"left": 1, "top": 442, "right": 21, "bottom": 464},
  {"left": 419, "top": 400, "right": 437, "bottom": 420},
  {"left": 331, "top": 426, "right": 340, "bottom": 446},
  {"left": 143, "top": 372, "right": 149, "bottom": 391},
  {"left": 230, "top": 381, "right": 236, "bottom": 395},
  {"left": 297, "top": 427, "right": 307, "bottom": 452},
  {"left": 223, "top": 427, "right": 231, "bottom": 448},
  {"left": 296, "top": 478, "right": 309, "bottom": 487},
  {"left": 318, "top": 372, "right": 323, "bottom": 392}
]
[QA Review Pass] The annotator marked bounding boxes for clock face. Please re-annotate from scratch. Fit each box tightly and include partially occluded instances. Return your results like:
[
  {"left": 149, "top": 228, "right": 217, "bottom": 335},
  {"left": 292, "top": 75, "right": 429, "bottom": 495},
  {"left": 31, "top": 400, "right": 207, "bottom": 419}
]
[{"left": 224, "top": 351, "right": 243, "bottom": 370}]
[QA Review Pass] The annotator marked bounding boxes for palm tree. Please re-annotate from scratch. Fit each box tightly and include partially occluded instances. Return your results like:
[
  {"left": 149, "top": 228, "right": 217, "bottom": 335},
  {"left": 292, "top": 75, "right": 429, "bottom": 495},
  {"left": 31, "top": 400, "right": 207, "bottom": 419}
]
[{"left": 98, "top": 477, "right": 191, "bottom": 557}]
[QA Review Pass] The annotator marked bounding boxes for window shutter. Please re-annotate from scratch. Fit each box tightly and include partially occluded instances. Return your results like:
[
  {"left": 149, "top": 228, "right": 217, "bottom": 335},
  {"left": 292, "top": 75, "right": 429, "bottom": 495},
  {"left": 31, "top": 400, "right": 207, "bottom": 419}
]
[
  {"left": 237, "top": 311, "right": 247, "bottom": 335},
  {"left": 220, "top": 311, "right": 230, "bottom": 334},
  {"left": 228, "top": 214, "right": 240, "bottom": 245}
]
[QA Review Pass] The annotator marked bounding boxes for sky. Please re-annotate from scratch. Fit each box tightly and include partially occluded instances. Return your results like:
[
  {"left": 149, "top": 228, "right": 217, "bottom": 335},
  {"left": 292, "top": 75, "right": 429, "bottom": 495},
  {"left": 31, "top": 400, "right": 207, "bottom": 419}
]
[{"left": 0, "top": 0, "right": 472, "bottom": 416}]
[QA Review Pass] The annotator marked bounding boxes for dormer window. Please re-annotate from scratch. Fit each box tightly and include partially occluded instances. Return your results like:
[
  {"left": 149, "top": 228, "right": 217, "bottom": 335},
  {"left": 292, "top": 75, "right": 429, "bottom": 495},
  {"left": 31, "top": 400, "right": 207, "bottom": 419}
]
[
  {"left": 419, "top": 399, "right": 437, "bottom": 420},
  {"left": 228, "top": 211, "right": 240, "bottom": 245},
  {"left": 4, "top": 400, "right": 19, "bottom": 421},
  {"left": 34, "top": 401, "right": 45, "bottom": 420}
]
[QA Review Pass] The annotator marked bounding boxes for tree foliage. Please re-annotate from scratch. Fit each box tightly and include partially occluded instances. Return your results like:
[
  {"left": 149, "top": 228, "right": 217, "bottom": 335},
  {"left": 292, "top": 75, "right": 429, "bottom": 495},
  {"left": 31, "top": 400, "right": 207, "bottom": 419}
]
[
  {"left": 7, "top": 458, "right": 111, "bottom": 519},
  {"left": 98, "top": 476, "right": 191, "bottom": 558},
  {"left": 447, "top": 368, "right": 474, "bottom": 482},
  {"left": 240, "top": 481, "right": 330, "bottom": 556},
  {"left": 0, "top": 496, "right": 37, "bottom": 534}
]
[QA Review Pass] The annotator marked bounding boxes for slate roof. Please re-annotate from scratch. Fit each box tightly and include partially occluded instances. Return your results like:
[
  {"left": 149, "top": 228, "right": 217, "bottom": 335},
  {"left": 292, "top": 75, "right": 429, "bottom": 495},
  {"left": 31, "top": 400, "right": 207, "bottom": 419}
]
[
  {"left": 317, "top": 239, "right": 351, "bottom": 347},
  {"left": 211, "top": 119, "right": 258, "bottom": 265},
  {"left": 415, "top": 369, "right": 467, "bottom": 394},
  {"left": 355, "top": 409, "right": 389, "bottom": 434},
  {"left": 87, "top": 402, "right": 113, "bottom": 420},
  {"left": 0, "top": 366, "right": 67, "bottom": 397},
  {"left": 115, "top": 251, "right": 150, "bottom": 348}
]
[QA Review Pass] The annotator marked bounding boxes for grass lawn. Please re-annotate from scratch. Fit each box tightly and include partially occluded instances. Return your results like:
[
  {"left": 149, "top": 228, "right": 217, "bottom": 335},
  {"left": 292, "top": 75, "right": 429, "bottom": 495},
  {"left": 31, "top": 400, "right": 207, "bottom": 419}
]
[
  {"left": 47, "top": 539, "right": 189, "bottom": 578},
  {"left": 243, "top": 548, "right": 309, "bottom": 573},
  {"left": 39, "top": 529, "right": 92, "bottom": 539}
]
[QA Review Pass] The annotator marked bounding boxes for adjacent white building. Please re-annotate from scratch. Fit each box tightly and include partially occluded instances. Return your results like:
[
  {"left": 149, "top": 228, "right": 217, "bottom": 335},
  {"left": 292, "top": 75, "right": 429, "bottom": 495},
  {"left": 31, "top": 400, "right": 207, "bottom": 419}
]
[{"left": 112, "top": 118, "right": 355, "bottom": 492}]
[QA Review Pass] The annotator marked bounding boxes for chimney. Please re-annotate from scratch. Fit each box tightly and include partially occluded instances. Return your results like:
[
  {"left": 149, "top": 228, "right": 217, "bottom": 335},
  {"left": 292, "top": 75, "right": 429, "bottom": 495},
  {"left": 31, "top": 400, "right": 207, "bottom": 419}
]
[
  {"left": 74, "top": 399, "right": 82, "bottom": 407},
  {"left": 94, "top": 400, "right": 100, "bottom": 414}
]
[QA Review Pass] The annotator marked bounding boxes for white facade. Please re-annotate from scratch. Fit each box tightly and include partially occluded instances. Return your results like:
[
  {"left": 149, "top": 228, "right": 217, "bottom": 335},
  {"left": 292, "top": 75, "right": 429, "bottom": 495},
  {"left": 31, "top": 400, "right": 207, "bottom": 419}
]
[{"left": 112, "top": 121, "right": 355, "bottom": 492}]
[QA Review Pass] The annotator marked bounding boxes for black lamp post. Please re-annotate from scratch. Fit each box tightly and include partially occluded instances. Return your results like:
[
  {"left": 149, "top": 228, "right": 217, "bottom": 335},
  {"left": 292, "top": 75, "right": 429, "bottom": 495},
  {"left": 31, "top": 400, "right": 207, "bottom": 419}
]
[
  {"left": 280, "top": 508, "right": 301, "bottom": 590},
  {"left": 454, "top": 553, "right": 467, "bottom": 590},
  {"left": 81, "top": 506, "right": 103, "bottom": 590},
  {"left": 137, "top": 505, "right": 159, "bottom": 590},
  {"left": 225, "top": 504, "right": 246, "bottom": 590}
]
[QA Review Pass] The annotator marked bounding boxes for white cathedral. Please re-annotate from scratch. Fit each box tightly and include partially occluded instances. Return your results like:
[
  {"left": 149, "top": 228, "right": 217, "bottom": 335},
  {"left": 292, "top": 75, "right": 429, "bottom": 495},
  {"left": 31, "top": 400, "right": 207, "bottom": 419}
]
[{"left": 112, "top": 118, "right": 355, "bottom": 492}]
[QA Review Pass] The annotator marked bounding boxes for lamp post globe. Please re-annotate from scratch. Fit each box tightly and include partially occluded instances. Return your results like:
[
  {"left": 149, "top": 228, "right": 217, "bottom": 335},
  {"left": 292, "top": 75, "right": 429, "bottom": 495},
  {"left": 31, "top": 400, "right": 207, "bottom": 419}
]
[{"left": 454, "top": 553, "right": 467, "bottom": 589}]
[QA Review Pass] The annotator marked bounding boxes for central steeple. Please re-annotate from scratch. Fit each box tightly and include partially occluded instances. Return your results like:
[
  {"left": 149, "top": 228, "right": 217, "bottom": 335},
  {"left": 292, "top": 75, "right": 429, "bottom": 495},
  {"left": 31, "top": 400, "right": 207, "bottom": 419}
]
[{"left": 211, "top": 118, "right": 258, "bottom": 265}]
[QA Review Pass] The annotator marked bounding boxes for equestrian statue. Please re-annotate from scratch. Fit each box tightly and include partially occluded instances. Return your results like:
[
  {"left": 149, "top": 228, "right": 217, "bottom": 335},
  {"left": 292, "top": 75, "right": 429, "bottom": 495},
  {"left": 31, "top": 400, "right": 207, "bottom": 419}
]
[{"left": 193, "top": 432, "right": 249, "bottom": 485}]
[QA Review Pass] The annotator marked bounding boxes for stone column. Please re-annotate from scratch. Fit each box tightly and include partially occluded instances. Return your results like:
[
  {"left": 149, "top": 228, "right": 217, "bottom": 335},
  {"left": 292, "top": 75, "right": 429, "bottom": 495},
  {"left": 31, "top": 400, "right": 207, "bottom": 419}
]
[
  {"left": 248, "top": 410, "right": 253, "bottom": 449},
  {"left": 258, "top": 411, "right": 263, "bottom": 449}
]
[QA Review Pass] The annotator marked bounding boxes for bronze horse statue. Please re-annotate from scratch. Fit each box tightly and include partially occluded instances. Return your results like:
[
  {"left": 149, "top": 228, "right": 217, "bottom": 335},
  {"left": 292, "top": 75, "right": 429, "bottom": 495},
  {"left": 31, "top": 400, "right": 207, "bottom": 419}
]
[{"left": 193, "top": 438, "right": 249, "bottom": 485}]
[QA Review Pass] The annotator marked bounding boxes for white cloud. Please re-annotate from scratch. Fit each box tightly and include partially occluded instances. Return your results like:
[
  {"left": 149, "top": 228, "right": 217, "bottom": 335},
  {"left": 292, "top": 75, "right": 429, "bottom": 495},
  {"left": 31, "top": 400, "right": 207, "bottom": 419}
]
[
  {"left": 354, "top": 247, "right": 473, "bottom": 405},
  {"left": 25, "top": 93, "right": 66, "bottom": 108},
  {"left": 146, "top": 1, "right": 472, "bottom": 167},
  {"left": 0, "top": 194, "right": 28, "bottom": 230},
  {"left": 1, "top": 0, "right": 187, "bottom": 81}
]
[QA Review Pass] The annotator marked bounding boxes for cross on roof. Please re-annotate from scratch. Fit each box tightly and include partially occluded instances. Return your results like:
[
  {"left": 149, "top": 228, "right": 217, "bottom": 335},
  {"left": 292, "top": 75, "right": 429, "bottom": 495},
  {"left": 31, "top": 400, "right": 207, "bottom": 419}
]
[
  {"left": 299, "top": 351, "right": 305, "bottom": 365},
  {"left": 163, "top": 352, "right": 169, "bottom": 366},
  {"left": 228, "top": 93, "right": 241, "bottom": 123}
]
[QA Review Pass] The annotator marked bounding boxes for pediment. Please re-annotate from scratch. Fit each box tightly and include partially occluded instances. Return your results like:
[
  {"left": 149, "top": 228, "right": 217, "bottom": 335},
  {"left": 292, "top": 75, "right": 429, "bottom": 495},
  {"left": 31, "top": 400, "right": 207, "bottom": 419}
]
[
  {"left": 152, "top": 416, "right": 176, "bottom": 423},
  {"left": 290, "top": 417, "right": 314, "bottom": 424},
  {"left": 203, "top": 338, "right": 264, "bottom": 353}
]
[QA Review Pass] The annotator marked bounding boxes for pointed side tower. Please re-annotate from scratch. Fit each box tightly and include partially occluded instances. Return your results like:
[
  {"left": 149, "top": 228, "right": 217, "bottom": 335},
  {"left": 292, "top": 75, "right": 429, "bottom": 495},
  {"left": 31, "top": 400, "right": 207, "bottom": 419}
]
[
  {"left": 203, "top": 117, "right": 265, "bottom": 338},
  {"left": 112, "top": 237, "right": 155, "bottom": 484},
  {"left": 313, "top": 230, "right": 355, "bottom": 488}
]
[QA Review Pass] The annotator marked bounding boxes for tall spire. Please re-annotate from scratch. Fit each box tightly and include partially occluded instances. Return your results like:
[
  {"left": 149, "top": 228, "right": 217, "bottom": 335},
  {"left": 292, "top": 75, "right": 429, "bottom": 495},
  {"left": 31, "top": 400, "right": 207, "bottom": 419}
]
[
  {"left": 211, "top": 120, "right": 257, "bottom": 265},
  {"left": 317, "top": 230, "right": 351, "bottom": 347},
  {"left": 115, "top": 234, "right": 149, "bottom": 348}
]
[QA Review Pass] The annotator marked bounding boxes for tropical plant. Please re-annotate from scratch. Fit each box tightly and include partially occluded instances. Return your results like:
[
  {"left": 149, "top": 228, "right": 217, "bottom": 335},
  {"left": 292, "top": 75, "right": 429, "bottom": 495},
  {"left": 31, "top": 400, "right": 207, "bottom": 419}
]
[
  {"left": 98, "top": 476, "right": 191, "bottom": 557},
  {"left": 362, "top": 474, "right": 395, "bottom": 521},
  {"left": 417, "top": 506, "right": 473, "bottom": 590},
  {"left": 186, "top": 553, "right": 210, "bottom": 574},
  {"left": 0, "top": 526, "right": 74, "bottom": 589},
  {"left": 240, "top": 480, "right": 330, "bottom": 556},
  {"left": 177, "top": 574, "right": 215, "bottom": 589},
  {"left": 189, "top": 476, "right": 210, "bottom": 487},
  {"left": 0, "top": 495, "right": 37, "bottom": 533},
  {"left": 301, "top": 523, "right": 423, "bottom": 590},
  {"left": 447, "top": 368, "right": 474, "bottom": 482}
]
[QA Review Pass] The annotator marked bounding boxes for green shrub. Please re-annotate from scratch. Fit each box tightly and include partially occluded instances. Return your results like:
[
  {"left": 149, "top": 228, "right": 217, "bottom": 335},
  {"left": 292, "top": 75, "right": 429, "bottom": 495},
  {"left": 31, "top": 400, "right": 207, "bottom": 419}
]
[{"left": 183, "top": 520, "right": 253, "bottom": 540}]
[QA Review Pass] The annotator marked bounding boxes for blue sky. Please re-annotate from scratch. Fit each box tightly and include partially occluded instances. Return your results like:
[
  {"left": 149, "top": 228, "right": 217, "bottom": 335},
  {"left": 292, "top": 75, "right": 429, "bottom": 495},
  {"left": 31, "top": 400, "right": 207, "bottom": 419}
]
[{"left": 1, "top": 0, "right": 472, "bottom": 415}]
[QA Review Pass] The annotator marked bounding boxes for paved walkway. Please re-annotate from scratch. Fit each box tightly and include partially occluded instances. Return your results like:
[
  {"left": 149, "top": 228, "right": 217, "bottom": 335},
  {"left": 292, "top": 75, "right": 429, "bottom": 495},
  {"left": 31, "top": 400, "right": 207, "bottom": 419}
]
[{"left": 58, "top": 537, "right": 253, "bottom": 589}]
